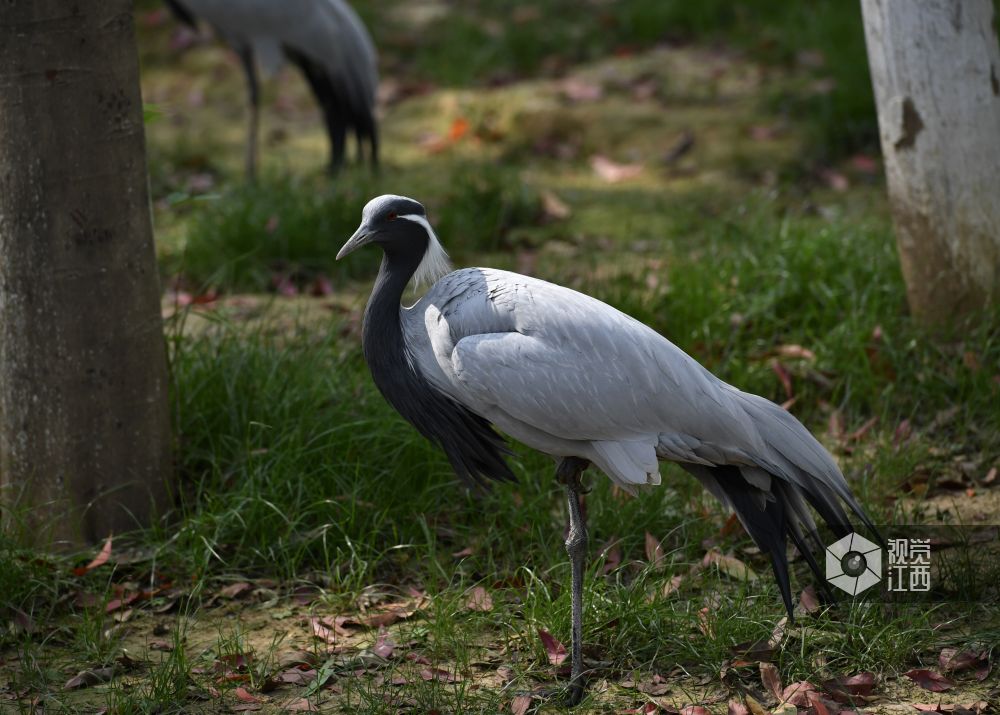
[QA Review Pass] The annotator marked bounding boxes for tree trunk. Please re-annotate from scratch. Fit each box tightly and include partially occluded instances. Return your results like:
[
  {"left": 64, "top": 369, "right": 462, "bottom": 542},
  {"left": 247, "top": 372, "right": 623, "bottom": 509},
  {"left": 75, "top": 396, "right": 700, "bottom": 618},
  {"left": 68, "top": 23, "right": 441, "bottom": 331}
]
[
  {"left": 861, "top": 0, "right": 1000, "bottom": 324},
  {"left": 0, "top": 2, "right": 172, "bottom": 548}
]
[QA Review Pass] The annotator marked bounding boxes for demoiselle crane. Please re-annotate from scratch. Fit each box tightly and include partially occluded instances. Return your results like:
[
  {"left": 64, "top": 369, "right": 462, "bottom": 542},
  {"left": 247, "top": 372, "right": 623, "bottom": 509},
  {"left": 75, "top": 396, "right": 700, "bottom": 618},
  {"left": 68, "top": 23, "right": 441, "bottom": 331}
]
[
  {"left": 337, "top": 195, "right": 877, "bottom": 705},
  {"left": 165, "top": 0, "right": 378, "bottom": 177}
]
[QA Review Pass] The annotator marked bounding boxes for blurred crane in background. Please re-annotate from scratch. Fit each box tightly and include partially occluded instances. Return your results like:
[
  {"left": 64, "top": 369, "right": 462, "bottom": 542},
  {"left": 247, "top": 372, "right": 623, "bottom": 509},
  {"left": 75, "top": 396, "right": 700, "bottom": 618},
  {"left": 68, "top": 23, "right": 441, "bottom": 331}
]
[{"left": 165, "top": 0, "right": 378, "bottom": 178}]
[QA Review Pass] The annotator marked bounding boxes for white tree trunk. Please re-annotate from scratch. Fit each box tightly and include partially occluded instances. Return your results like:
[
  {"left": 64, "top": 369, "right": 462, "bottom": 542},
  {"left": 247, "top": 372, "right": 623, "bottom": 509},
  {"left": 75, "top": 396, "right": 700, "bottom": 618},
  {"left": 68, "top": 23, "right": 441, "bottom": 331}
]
[{"left": 861, "top": 0, "right": 1000, "bottom": 324}]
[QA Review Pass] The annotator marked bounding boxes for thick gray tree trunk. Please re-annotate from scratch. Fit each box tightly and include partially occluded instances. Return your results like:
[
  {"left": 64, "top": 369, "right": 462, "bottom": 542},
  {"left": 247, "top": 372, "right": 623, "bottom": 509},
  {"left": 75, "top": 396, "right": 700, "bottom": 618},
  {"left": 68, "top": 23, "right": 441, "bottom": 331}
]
[
  {"left": 0, "top": 2, "right": 171, "bottom": 548},
  {"left": 861, "top": 0, "right": 1000, "bottom": 324}
]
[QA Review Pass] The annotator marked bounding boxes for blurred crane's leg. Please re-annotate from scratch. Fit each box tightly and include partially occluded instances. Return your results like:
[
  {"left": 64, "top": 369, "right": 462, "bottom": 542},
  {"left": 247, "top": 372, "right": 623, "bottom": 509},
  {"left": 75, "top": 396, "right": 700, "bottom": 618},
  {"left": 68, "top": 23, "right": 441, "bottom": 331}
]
[
  {"left": 236, "top": 45, "right": 260, "bottom": 181},
  {"left": 558, "top": 456, "right": 590, "bottom": 706}
]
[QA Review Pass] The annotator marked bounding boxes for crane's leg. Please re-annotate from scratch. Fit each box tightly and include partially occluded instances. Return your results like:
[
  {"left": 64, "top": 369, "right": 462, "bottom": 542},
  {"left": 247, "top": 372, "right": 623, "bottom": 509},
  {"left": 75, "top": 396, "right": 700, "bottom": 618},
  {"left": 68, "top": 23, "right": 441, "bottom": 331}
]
[
  {"left": 237, "top": 45, "right": 260, "bottom": 182},
  {"left": 557, "top": 456, "right": 590, "bottom": 706}
]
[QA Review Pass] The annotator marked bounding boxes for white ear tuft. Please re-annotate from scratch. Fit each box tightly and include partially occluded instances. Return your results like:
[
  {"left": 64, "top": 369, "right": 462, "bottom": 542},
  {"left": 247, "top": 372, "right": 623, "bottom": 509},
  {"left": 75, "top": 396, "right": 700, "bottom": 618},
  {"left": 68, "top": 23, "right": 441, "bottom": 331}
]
[{"left": 399, "top": 214, "right": 452, "bottom": 288}]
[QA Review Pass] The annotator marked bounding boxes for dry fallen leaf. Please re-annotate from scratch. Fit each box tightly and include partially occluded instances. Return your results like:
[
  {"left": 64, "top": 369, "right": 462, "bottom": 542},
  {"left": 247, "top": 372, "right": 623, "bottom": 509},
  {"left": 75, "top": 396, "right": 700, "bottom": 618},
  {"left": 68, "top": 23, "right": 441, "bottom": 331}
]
[
  {"left": 799, "top": 585, "right": 820, "bottom": 614},
  {"left": 284, "top": 698, "right": 319, "bottom": 712},
  {"left": 74, "top": 535, "right": 113, "bottom": 576},
  {"left": 373, "top": 627, "right": 394, "bottom": 659},
  {"left": 702, "top": 550, "right": 758, "bottom": 581},
  {"left": 537, "top": 628, "right": 568, "bottom": 666},
  {"left": 780, "top": 680, "right": 819, "bottom": 706},
  {"left": 466, "top": 586, "right": 493, "bottom": 612},
  {"left": 420, "top": 667, "right": 461, "bottom": 683},
  {"left": 540, "top": 190, "right": 571, "bottom": 220},
  {"left": 822, "top": 672, "right": 876, "bottom": 703},
  {"left": 905, "top": 668, "right": 955, "bottom": 692},
  {"left": 511, "top": 694, "right": 533, "bottom": 715},
  {"left": 220, "top": 582, "right": 253, "bottom": 599},
  {"left": 591, "top": 155, "right": 644, "bottom": 183},
  {"left": 760, "top": 662, "right": 782, "bottom": 702},
  {"left": 234, "top": 687, "right": 261, "bottom": 704},
  {"left": 645, "top": 532, "right": 665, "bottom": 570},
  {"left": 727, "top": 700, "right": 750, "bottom": 715},
  {"left": 65, "top": 667, "right": 116, "bottom": 690}
]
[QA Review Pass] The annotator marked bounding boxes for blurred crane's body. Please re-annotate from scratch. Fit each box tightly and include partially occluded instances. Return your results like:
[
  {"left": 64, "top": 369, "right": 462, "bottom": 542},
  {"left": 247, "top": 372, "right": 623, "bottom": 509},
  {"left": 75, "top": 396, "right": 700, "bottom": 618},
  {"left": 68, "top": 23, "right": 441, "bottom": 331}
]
[
  {"left": 166, "top": 0, "right": 378, "bottom": 177},
  {"left": 338, "top": 195, "right": 876, "bottom": 706}
]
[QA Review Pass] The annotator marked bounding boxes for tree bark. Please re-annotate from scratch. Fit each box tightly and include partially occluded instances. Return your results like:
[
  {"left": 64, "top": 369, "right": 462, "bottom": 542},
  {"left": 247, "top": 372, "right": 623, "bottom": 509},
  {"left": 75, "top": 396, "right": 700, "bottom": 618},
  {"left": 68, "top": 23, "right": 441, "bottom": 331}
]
[
  {"left": 0, "top": 2, "right": 171, "bottom": 548},
  {"left": 861, "top": 0, "right": 1000, "bottom": 324}
]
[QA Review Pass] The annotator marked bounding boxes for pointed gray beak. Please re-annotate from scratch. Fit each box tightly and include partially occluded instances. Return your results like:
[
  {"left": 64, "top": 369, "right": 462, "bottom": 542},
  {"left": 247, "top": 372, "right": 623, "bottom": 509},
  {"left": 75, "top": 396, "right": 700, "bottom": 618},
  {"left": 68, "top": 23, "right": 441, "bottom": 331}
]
[{"left": 336, "top": 224, "right": 373, "bottom": 260}]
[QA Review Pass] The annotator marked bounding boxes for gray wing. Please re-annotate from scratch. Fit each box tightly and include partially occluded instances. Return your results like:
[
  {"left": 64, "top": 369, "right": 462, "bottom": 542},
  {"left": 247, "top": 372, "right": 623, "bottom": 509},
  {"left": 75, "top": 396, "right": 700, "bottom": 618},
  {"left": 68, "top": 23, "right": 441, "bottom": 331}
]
[
  {"left": 406, "top": 268, "right": 865, "bottom": 512},
  {"left": 406, "top": 268, "right": 875, "bottom": 617}
]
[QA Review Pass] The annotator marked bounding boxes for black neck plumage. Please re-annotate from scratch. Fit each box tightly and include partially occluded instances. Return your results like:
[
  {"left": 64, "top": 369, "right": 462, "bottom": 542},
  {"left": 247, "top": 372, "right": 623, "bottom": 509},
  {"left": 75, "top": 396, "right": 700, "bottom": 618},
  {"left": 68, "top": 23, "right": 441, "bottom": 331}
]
[{"left": 361, "top": 247, "right": 515, "bottom": 487}]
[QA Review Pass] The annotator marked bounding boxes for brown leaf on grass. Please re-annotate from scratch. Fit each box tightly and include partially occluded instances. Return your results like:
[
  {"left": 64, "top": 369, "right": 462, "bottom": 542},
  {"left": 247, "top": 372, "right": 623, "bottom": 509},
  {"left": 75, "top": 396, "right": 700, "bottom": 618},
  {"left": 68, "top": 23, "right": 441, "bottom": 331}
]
[
  {"left": 727, "top": 700, "right": 750, "bottom": 715},
  {"left": 405, "top": 651, "right": 431, "bottom": 665},
  {"left": 420, "top": 667, "right": 461, "bottom": 683},
  {"left": 983, "top": 467, "right": 997, "bottom": 485},
  {"left": 806, "top": 691, "right": 837, "bottom": 715},
  {"left": 422, "top": 117, "right": 470, "bottom": 153},
  {"left": 310, "top": 616, "right": 348, "bottom": 644},
  {"left": 774, "top": 344, "right": 816, "bottom": 361},
  {"left": 905, "top": 668, "right": 955, "bottom": 692},
  {"left": 645, "top": 532, "right": 665, "bottom": 570},
  {"left": 278, "top": 650, "right": 318, "bottom": 669},
  {"left": 65, "top": 667, "right": 116, "bottom": 689},
  {"left": 637, "top": 672, "right": 671, "bottom": 696},
  {"left": 220, "top": 582, "right": 253, "bottom": 599},
  {"left": 74, "top": 535, "right": 113, "bottom": 576},
  {"left": 451, "top": 546, "right": 475, "bottom": 558},
  {"left": 743, "top": 695, "right": 769, "bottom": 715},
  {"left": 511, "top": 694, "right": 533, "bottom": 715},
  {"left": 10, "top": 608, "right": 34, "bottom": 635},
  {"left": 591, "top": 155, "right": 644, "bottom": 183},
  {"left": 770, "top": 362, "right": 794, "bottom": 400},
  {"left": 799, "top": 585, "right": 820, "bottom": 614},
  {"left": 540, "top": 191, "right": 571, "bottom": 221},
  {"left": 276, "top": 668, "right": 316, "bottom": 686},
  {"left": 466, "top": 586, "right": 493, "bottom": 612},
  {"left": 373, "top": 627, "right": 394, "bottom": 659},
  {"left": 938, "top": 648, "right": 988, "bottom": 674},
  {"left": 822, "top": 672, "right": 876, "bottom": 703},
  {"left": 913, "top": 703, "right": 990, "bottom": 714},
  {"left": 760, "top": 662, "right": 782, "bottom": 701},
  {"left": 780, "top": 680, "right": 819, "bottom": 706},
  {"left": 679, "top": 707, "right": 710, "bottom": 715},
  {"left": 284, "top": 698, "right": 318, "bottom": 712},
  {"left": 235, "top": 687, "right": 261, "bottom": 703},
  {"left": 150, "top": 639, "right": 173, "bottom": 652},
  {"left": 537, "top": 628, "right": 568, "bottom": 665},
  {"left": 702, "top": 550, "right": 758, "bottom": 581},
  {"left": 696, "top": 607, "right": 713, "bottom": 638},
  {"left": 661, "top": 574, "right": 684, "bottom": 598},
  {"left": 559, "top": 77, "right": 604, "bottom": 102}
]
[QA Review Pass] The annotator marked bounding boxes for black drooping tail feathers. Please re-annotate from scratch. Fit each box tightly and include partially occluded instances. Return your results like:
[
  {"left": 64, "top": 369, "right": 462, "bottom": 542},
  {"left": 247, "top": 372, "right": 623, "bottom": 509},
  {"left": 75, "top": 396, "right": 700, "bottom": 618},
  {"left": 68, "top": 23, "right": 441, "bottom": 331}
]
[
  {"left": 283, "top": 46, "right": 379, "bottom": 172},
  {"left": 680, "top": 390, "right": 880, "bottom": 617}
]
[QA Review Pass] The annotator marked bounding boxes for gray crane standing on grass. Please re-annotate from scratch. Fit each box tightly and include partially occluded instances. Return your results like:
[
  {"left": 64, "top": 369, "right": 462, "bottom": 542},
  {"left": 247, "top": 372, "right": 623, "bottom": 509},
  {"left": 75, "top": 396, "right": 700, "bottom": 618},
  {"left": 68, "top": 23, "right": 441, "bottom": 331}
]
[
  {"left": 165, "top": 0, "right": 378, "bottom": 178},
  {"left": 337, "top": 195, "right": 877, "bottom": 706}
]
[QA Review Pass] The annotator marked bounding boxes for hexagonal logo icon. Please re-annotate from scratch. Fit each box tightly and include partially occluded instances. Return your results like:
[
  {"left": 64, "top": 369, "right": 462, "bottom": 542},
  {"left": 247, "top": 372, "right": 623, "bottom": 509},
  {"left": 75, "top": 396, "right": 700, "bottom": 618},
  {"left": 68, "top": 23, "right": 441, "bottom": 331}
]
[{"left": 825, "top": 532, "right": 882, "bottom": 595}]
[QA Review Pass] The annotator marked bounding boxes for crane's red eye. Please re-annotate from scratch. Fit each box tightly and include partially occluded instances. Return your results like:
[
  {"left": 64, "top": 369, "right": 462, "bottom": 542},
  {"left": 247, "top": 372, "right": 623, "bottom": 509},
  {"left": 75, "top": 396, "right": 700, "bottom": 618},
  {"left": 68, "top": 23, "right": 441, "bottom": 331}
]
[{"left": 387, "top": 212, "right": 397, "bottom": 221}]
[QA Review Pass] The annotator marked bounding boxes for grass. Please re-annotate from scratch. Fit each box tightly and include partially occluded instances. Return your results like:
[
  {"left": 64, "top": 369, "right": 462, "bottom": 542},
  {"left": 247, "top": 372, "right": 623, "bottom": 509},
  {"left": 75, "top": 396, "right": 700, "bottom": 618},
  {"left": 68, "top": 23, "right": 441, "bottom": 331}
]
[{"left": 3, "top": 2, "right": 1000, "bottom": 712}]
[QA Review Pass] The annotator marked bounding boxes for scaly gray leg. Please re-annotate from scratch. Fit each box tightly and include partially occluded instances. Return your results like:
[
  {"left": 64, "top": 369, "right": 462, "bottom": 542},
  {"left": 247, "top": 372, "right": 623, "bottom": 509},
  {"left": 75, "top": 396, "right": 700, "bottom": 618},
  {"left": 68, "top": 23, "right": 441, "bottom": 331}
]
[{"left": 557, "top": 456, "right": 590, "bottom": 706}]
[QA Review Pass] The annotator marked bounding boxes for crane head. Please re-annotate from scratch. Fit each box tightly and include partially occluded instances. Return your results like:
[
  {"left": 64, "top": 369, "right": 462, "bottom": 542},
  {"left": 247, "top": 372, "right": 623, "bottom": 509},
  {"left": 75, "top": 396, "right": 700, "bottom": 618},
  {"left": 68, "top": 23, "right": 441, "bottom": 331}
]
[{"left": 338, "top": 195, "right": 451, "bottom": 288}]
